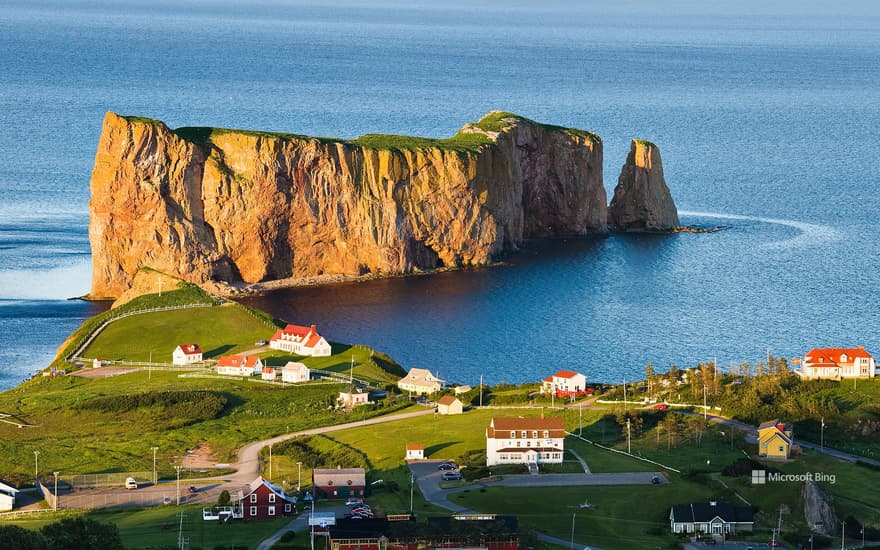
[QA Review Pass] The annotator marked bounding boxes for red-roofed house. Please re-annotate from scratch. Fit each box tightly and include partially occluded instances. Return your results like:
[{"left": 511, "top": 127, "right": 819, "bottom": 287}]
[
  {"left": 798, "top": 347, "right": 876, "bottom": 379},
  {"left": 486, "top": 417, "right": 565, "bottom": 467},
  {"left": 261, "top": 366, "right": 277, "bottom": 381},
  {"left": 173, "top": 344, "right": 203, "bottom": 365},
  {"left": 541, "top": 370, "right": 588, "bottom": 397},
  {"left": 405, "top": 443, "right": 424, "bottom": 460},
  {"left": 236, "top": 476, "right": 297, "bottom": 519},
  {"left": 269, "top": 324, "right": 332, "bottom": 357},
  {"left": 216, "top": 355, "right": 263, "bottom": 377}
]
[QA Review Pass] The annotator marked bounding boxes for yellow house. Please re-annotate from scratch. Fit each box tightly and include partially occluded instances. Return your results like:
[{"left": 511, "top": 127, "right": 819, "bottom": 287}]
[{"left": 757, "top": 419, "right": 793, "bottom": 460}]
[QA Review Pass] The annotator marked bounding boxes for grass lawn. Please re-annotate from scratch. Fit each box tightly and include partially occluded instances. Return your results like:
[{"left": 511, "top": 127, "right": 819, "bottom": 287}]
[{"left": 83, "top": 303, "right": 273, "bottom": 362}]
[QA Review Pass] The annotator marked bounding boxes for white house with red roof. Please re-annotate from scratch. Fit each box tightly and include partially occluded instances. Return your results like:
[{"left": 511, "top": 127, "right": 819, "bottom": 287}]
[
  {"left": 216, "top": 355, "right": 263, "bottom": 377},
  {"left": 269, "top": 324, "right": 332, "bottom": 357},
  {"left": 486, "top": 417, "right": 565, "bottom": 467},
  {"left": 797, "top": 346, "right": 876, "bottom": 379},
  {"left": 173, "top": 344, "right": 203, "bottom": 365},
  {"left": 541, "top": 370, "right": 588, "bottom": 397},
  {"left": 261, "top": 366, "right": 277, "bottom": 381}
]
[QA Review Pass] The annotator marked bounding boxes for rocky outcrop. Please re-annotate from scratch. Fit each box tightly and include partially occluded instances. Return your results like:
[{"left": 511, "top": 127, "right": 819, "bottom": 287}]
[
  {"left": 88, "top": 111, "right": 608, "bottom": 298},
  {"left": 803, "top": 478, "right": 838, "bottom": 535},
  {"left": 608, "top": 139, "right": 679, "bottom": 231}
]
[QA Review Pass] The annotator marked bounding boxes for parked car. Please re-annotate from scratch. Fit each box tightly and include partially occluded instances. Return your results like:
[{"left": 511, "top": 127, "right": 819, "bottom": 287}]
[
  {"left": 653, "top": 403, "right": 668, "bottom": 410},
  {"left": 651, "top": 476, "right": 661, "bottom": 484},
  {"left": 124, "top": 477, "right": 138, "bottom": 490},
  {"left": 255, "top": 339, "right": 267, "bottom": 345},
  {"left": 442, "top": 471, "right": 462, "bottom": 481},
  {"left": 438, "top": 462, "right": 458, "bottom": 471},
  {"left": 188, "top": 485, "right": 198, "bottom": 493},
  {"left": 345, "top": 497, "right": 364, "bottom": 506}
]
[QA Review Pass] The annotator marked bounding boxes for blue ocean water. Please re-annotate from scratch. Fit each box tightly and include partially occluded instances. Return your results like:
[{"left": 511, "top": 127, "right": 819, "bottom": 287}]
[{"left": 2, "top": 1, "right": 880, "bottom": 388}]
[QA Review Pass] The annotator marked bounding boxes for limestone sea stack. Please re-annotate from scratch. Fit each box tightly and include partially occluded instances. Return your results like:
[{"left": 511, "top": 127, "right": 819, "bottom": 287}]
[
  {"left": 88, "top": 111, "right": 608, "bottom": 298},
  {"left": 608, "top": 139, "right": 679, "bottom": 231}
]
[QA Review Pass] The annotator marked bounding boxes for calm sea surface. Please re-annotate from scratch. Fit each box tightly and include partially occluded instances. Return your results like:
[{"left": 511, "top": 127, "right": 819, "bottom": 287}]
[{"left": 2, "top": 1, "right": 880, "bottom": 389}]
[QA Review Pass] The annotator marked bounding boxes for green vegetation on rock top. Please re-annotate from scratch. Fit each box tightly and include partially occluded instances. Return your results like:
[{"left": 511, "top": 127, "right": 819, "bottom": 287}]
[{"left": 167, "top": 111, "right": 599, "bottom": 152}]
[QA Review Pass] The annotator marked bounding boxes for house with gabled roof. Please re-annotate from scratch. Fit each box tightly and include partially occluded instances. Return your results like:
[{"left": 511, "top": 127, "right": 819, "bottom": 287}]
[
  {"left": 261, "top": 366, "right": 277, "bottom": 381},
  {"left": 282, "top": 361, "right": 310, "bottom": 383},
  {"left": 797, "top": 346, "right": 875, "bottom": 379},
  {"left": 215, "top": 355, "right": 262, "bottom": 377},
  {"left": 312, "top": 468, "right": 366, "bottom": 500},
  {"left": 437, "top": 395, "right": 463, "bottom": 415},
  {"left": 405, "top": 443, "right": 424, "bottom": 460},
  {"left": 670, "top": 501, "right": 754, "bottom": 536},
  {"left": 757, "top": 419, "right": 794, "bottom": 460},
  {"left": 397, "top": 368, "right": 444, "bottom": 395},
  {"left": 236, "top": 476, "right": 297, "bottom": 519},
  {"left": 0, "top": 480, "right": 18, "bottom": 512},
  {"left": 486, "top": 416, "right": 565, "bottom": 467},
  {"left": 269, "top": 324, "right": 332, "bottom": 357},
  {"left": 173, "top": 344, "right": 203, "bottom": 365},
  {"left": 541, "top": 370, "right": 588, "bottom": 397}
]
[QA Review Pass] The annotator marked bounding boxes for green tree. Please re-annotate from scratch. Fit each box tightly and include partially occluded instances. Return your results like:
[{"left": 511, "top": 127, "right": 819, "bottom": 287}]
[
  {"left": 41, "top": 518, "right": 124, "bottom": 550},
  {"left": 218, "top": 489, "right": 231, "bottom": 505},
  {"left": 0, "top": 525, "right": 48, "bottom": 550},
  {"left": 645, "top": 364, "right": 656, "bottom": 398}
]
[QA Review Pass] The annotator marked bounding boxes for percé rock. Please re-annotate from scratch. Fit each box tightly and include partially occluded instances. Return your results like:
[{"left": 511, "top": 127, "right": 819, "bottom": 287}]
[
  {"left": 803, "top": 478, "right": 838, "bottom": 536},
  {"left": 89, "top": 111, "right": 608, "bottom": 298},
  {"left": 608, "top": 139, "right": 679, "bottom": 231}
]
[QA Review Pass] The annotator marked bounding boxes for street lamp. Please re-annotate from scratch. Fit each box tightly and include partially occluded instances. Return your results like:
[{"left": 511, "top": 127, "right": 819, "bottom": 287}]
[
  {"left": 52, "top": 471, "right": 59, "bottom": 512},
  {"left": 151, "top": 447, "right": 158, "bottom": 485},
  {"left": 821, "top": 417, "right": 826, "bottom": 450},
  {"left": 33, "top": 450, "right": 39, "bottom": 481},
  {"left": 297, "top": 461, "right": 302, "bottom": 491},
  {"left": 175, "top": 466, "right": 182, "bottom": 505}
]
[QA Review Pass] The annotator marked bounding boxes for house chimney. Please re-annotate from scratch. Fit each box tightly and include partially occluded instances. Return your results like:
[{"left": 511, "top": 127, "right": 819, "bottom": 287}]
[
  {"left": 310, "top": 324, "right": 317, "bottom": 332},
  {"left": 777, "top": 422, "right": 785, "bottom": 431}
]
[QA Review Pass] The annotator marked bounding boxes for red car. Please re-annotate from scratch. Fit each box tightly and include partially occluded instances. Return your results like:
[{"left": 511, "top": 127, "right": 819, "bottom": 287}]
[{"left": 653, "top": 403, "right": 668, "bottom": 410}]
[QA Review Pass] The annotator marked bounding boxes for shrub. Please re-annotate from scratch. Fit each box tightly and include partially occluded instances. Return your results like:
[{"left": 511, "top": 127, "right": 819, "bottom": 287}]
[{"left": 218, "top": 490, "right": 230, "bottom": 506}]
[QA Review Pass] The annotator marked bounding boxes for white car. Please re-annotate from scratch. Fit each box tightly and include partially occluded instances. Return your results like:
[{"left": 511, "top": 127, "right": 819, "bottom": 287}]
[{"left": 124, "top": 477, "right": 138, "bottom": 490}]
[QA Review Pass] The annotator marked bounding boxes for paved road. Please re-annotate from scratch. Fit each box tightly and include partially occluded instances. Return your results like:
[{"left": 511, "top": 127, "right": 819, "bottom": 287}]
[{"left": 57, "top": 407, "right": 436, "bottom": 511}]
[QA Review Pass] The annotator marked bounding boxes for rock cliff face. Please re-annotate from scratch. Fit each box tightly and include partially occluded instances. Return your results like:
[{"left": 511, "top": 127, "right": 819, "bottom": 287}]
[
  {"left": 608, "top": 139, "right": 679, "bottom": 231},
  {"left": 803, "top": 478, "right": 838, "bottom": 535},
  {"left": 89, "top": 111, "right": 608, "bottom": 298}
]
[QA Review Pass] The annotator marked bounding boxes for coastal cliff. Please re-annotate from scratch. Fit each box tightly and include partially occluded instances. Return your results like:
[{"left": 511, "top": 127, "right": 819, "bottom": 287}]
[
  {"left": 89, "top": 111, "right": 607, "bottom": 298},
  {"left": 608, "top": 139, "right": 679, "bottom": 231}
]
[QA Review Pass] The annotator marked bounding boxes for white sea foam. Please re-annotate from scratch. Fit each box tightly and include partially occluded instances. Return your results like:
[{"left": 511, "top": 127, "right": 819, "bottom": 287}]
[
  {"left": 0, "top": 257, "right": 91, "bottom": 300},
  {"left": 679, "top": 210, "right": 844, "bottom": 249}
]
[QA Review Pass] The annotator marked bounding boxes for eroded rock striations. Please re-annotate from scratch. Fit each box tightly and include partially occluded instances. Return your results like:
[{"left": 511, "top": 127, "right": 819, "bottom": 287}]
[
  {"left": 89, "top": 112, "right": 680, "bottom": 298},
  {"left": 89, "top": 111, "right": 609, "bottom": 298},
  {"left": 803, "top": 478, "right": 838, "bottom": 536},
  {"left": 608, "top": 139, "right": 679, "bottom": 231}
]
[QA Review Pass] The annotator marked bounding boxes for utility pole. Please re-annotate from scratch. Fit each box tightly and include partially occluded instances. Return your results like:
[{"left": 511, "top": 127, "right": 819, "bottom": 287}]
[
  {"left": 809, "top": 534, "right": 813, "bottom": 550},
  {"left": 569, "top": 513, "right": 575, "bottom": 550},
  {"left": 175, "top": 466, "right": 182, "bottom": 505},
  {"left": 578, "top": 405, "right": 583, "bottom": 436},
  {"left": 777, "top": 506, "right": 783, "bottom": 541},
  {"left": 409, "top": 472, "right": 414, "bottom": 512},
  {"left": 269, "top": 444, "right": 273, "bottom": 481},
  {"left": 626, "top": 419, "right": 632, "bottom": 454},
  {"left": 53, "top": 471, "right": 59, "bottom": 511},
  {"left": 479, "top": 374, "right": 483, "bottom": 407},
  {"left": 177, "top": 511, "right": 186, "bottom": 550},
  {"left": 297, "top": 461, "right": 302, "bottom": 491},
  {"left": 703, "top": 385, "right": 708, "bottom": 420},
  {"left": 842, "top": 520, "right": 846, "bottom": 550},
  {"left": 33, "top": 450, "right": 39, "bottom": 481},
  {"left": 623, "top": 378, "right": 627, "bottom": 410},
  {"left": 821, "top": 417, "right": 825, "bottom": 450},
  {"left": 152, "top": 447, "right": 159, "bottom": 485}
]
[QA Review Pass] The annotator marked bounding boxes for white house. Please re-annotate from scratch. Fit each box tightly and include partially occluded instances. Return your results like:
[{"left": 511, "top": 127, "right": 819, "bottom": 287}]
[
  {"left": 453, "top": 385, "right": 472, "bottom": 396},
  {"left": 0, "top": 480, "right": 18, "bottom": 512},
  {"left": 485, "top": 417, "right": 565, "bottom": 467},
  {"left": 281, "top": 362, "right": 310, "bottom": 383},
  {"left": 261, "top": 366, "right": 277, "bottom": 381},
  {"left": 269, "top": 324, "right": 332, "bottom": 357},
  {"left": 405, "top": 443, "right": 425, "bottom": 460},
  {"left": 797, "top": 347, "right": 876, "bottom": 379},
  {"left": 397, "top": 368, "right": 444, "bottom": 395},
  {"left": 670, "top": 502, "right": 754, "bottom": 536},
  {"left": 173, "top": 344, "right": 203, "bottom": 365},
  {"left": 436, "top": 395, "right": 463, "bottom": 415},
  {"left": 216, "top": 355, "right": 263, "bottom": 376},
  {"left": 541, "top": 370, "right": 587, "bottom": 395},
  {"left": 338, "top": 389, "right": 369, "bottom": 409}
]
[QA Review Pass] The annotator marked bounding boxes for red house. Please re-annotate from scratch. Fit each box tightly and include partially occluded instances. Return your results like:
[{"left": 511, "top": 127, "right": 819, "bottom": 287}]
[
  {"left": 237, "top": 476, "right": 297, "bottom": 519},
  {"left": 312, "top": 468, "right": 366, "bottom": 500}
]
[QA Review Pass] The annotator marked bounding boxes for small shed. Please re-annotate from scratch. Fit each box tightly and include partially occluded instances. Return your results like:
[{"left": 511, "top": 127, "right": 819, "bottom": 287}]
[
  {"left": 437, "top": 395, "right": 463, "bottom": 415},
  {"left": 0, "top": 480, "right": 19, "bottom": 512},
  {"left": 338, "top": 389, "right": 369, "bottom": 409},
  {"left": 405, "top": 443, "right": 424, "bottom": 460}
]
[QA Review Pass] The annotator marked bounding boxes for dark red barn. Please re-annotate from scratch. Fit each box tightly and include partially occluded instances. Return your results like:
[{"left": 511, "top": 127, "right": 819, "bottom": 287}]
[{"left": 237, "top": 476, "right": 297, "bottom": 519}]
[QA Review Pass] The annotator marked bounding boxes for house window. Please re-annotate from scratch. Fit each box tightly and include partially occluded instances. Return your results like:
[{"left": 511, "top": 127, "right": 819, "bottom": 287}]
[
  {"left": 779, "top": 446, "right": 784, "bottom": 452},
  {"left": 521, "top": 430, "right": 527, "bottom": 438},
  {"left": 249, "top": 506, "right": 257, "bottom": 516},
  {"left": 532, "top": 430, "right": 538, "bottom": 438},
  {"left": 284, "top": 504, "right": 291, "bottom": 512},
  {"left": 269, "top": 506, "right": 276, "bottom": 516},
  {"left": 516, "top": 441, "right": 521, "bottom": 447},
  {"left": 250, "top": 494, "right": 257, "bottom": 503},
  {"left": 269, "top": 493, "right": 276, "bottom": 503},
  {"left": 543, "top": 430, "right": 549, "bottom": 438}
]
